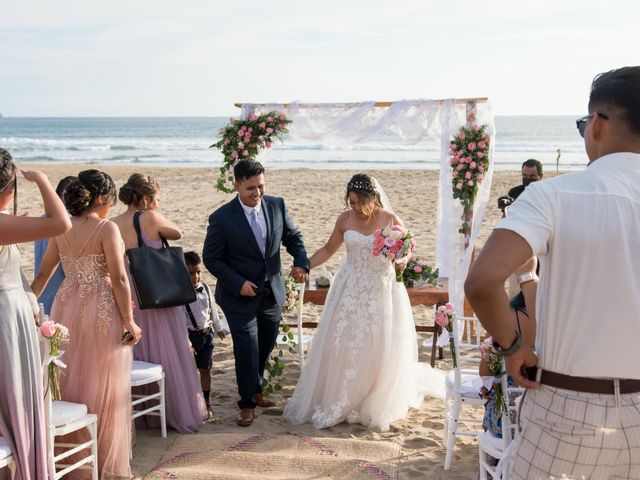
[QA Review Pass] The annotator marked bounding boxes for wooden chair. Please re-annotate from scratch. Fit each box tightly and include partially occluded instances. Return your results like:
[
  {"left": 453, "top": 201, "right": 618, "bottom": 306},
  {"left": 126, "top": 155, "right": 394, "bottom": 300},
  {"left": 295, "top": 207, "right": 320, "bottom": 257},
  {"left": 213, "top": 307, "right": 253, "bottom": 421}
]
[
  {"left": 0, "top": 435, "right": 15, "bottom": 479},
  {"left": 443, "top": 313, "right": 485, "bottom": 470}
]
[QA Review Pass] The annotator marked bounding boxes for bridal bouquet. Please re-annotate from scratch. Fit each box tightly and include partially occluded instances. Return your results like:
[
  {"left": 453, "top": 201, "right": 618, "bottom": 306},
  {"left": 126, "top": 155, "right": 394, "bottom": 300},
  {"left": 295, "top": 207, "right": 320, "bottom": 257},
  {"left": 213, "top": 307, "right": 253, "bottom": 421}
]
[
  {"left": 435, "top": 303, "right": 457, "bottom": 367},
  {"left": 479, "top": 337, "right": 506, "bottom": 414},
  {"left": 372, "top": 225, "right": 416, "bottom": 282},
  {"left": 40, "top": 320, "right": 70, "bottom": 401}
]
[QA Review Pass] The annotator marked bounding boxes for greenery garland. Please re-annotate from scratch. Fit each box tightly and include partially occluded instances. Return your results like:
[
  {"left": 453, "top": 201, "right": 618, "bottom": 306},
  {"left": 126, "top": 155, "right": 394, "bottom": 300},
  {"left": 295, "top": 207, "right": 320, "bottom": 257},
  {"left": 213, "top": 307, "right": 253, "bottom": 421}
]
[{"left": 211, "top": 111, "right": 292, "bottom": 193}]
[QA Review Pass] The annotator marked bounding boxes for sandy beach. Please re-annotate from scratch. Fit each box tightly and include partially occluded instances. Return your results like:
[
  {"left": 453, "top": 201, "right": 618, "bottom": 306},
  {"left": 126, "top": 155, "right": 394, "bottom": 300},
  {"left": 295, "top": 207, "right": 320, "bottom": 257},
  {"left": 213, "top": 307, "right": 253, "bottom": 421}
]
[{"left": 16, "top": 165, "right": 561, "bottom": 479}]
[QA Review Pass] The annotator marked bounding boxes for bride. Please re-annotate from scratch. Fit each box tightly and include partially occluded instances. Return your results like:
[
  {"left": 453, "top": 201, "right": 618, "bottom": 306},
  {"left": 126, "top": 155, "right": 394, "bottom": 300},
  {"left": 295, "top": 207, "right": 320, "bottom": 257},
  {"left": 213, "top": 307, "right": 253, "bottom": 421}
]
[{"left": 283, "top": 174, "right": 444, "bottom": 431}]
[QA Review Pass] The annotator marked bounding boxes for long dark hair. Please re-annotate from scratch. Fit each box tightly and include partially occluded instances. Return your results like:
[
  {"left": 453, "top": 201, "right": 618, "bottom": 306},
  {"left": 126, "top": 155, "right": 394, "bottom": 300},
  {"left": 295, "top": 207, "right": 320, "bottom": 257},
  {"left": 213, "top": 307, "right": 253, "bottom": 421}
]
[{"left": 0, "top": 148, "right": 17, "bottom": 215}]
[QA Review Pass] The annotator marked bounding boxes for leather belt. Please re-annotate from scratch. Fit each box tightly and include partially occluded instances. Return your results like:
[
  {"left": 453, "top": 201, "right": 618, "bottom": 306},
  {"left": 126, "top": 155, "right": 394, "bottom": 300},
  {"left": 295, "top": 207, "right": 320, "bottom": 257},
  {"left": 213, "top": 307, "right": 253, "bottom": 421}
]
[{"left": 538, "top": 369, "right": 640, "bottom": 395}]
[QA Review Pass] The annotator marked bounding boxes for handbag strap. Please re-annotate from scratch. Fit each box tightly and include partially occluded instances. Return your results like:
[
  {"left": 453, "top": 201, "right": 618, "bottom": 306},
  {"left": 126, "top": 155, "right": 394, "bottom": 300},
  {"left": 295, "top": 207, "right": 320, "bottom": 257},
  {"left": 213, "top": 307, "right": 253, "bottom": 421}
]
[{"left": 132, "top": 210, "right": 169, "bottom": 248}]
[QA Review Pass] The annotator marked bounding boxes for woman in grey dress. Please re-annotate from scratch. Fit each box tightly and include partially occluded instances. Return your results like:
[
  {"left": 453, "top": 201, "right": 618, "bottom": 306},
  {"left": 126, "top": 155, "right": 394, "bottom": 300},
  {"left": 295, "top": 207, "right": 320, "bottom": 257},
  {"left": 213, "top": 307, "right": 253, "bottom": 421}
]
[{"left": 0, "top": 148, "right": 71, "bottom": 480}]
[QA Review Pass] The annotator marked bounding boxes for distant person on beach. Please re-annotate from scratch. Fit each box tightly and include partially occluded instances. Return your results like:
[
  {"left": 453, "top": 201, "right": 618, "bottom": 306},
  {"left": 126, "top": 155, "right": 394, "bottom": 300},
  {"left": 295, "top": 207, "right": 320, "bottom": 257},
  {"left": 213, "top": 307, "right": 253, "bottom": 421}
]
[
  {"left": 283, "top": 173, "right": 444, "bottom": 431},
  {"left": 32, "top": 169, "right": 141, "bottom": 478},
  {"left": 466, "top": 66, "right": 640, "bottom": 479},
  {"left": 203, "top": 159, "right": 309, "bottom": 427},
  {"left": 0, "top": 148, "right": 71, "bottom": 480},
  {"left": 497, "top": 159, "right": 543, "bottom": 213},
  {"left": 183, "top": 251, "right": 229, "bottom": 420},
  {"left": 33, "top": 175, "right": 76, "bottom": 315},
  {"left": 112, "top": 173, "right": 207, "bottom": 433}
]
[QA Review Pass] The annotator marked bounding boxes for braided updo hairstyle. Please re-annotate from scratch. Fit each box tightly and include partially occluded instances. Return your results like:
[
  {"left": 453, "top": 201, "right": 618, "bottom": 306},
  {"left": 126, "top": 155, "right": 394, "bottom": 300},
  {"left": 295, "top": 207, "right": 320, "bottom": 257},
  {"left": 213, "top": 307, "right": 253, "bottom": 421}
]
[
  {"left": 118, "top": 173, "right": 159, "bottom": 206},
  {"left": 344, "top": 173, "right": 382, "bottom": 222},
  {"left": 0, "top": 148, "right": 17, "bottom": 215},
  {"left": 64, "top": 169, "right": 117, "bottom": 216}
]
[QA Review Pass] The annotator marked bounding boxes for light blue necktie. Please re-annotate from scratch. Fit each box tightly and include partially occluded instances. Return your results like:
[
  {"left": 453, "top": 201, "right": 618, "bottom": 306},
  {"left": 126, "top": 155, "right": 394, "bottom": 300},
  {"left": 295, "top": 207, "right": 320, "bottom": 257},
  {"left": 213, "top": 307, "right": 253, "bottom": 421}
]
[{"left": 249, "top": 208, "right": 265, "bottom": 255}]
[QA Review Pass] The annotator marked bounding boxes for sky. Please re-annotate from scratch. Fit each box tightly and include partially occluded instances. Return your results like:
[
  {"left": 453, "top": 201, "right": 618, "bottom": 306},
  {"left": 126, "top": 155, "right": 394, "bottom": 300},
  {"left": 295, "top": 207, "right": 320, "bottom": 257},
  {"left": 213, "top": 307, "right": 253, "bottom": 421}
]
[{"left": 1, "top": 0, "right": 638, "bottom": 117}]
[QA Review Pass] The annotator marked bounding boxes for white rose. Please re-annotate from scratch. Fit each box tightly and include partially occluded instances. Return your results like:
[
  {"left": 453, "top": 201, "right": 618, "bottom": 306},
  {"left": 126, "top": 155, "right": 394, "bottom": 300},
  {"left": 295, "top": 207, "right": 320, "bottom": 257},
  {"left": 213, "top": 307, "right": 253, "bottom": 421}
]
[
  {"left": 391, "top": 230, "right": 402, "bottom": 240},
  {"left": 382, "top": 227, "right": 392, "bottom": 237}
]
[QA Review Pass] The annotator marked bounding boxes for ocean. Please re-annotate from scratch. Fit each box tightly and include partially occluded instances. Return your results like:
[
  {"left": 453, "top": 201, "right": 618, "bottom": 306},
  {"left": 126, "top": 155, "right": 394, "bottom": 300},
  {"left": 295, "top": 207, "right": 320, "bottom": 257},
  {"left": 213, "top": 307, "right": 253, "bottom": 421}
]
[{"left": 0, "top": 116, "right": 588, "bottom": 171}]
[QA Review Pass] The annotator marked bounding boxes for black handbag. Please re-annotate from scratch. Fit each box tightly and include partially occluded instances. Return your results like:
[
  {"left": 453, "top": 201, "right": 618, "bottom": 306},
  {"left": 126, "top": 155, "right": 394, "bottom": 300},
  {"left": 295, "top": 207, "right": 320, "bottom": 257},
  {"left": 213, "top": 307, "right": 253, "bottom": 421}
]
[{"left": 126, "top": 211, "right": 196, "bottom": 309}]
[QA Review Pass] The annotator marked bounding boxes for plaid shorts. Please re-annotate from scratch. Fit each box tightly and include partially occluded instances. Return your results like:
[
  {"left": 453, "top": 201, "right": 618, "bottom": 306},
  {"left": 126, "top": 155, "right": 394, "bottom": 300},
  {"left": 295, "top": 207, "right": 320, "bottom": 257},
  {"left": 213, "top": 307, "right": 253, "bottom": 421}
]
[{"left": 509, "top": 384, "right": 640, "bottom": 479}]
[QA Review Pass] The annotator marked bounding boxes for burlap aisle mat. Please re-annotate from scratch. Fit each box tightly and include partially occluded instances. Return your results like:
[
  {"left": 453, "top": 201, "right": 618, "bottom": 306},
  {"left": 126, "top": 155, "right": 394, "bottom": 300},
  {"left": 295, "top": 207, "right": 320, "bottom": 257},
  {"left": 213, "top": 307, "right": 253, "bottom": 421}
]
[{"left": 144, "top": 433, "right": 401, "bottom": 480}]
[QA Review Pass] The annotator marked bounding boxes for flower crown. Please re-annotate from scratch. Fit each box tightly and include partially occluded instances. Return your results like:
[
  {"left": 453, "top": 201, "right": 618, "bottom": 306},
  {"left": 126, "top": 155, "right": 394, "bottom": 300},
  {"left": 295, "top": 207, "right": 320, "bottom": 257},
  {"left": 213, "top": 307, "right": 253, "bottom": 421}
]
[{"left": 347, "top": 179, "right": 375, "bottom": 192}]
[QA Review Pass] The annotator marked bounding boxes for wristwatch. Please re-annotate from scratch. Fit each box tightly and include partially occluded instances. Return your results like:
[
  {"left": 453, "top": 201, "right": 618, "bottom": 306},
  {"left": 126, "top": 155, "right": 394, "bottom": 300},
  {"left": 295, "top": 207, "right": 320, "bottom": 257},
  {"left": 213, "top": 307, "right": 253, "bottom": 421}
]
[
  {"left": 518, "top": 272, "right": 538, "bottom": 286},
  {"left": 492, "top": 330, "right": 524, "bottom": 357}
]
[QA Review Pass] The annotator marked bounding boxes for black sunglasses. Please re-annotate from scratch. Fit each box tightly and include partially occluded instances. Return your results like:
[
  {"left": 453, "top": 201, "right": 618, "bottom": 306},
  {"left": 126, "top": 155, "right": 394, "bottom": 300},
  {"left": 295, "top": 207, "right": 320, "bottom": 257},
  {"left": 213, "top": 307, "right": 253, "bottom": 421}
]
[{"left": 576, "top": 112, "right": 609, "bottom": 138}]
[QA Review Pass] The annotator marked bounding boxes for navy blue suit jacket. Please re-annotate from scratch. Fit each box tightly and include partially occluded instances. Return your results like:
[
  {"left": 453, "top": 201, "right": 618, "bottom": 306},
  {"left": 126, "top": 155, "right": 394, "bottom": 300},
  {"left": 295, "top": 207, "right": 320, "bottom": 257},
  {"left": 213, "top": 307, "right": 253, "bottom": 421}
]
[{"left": 202, "top": 195, "right": 309, "bottom": 315}]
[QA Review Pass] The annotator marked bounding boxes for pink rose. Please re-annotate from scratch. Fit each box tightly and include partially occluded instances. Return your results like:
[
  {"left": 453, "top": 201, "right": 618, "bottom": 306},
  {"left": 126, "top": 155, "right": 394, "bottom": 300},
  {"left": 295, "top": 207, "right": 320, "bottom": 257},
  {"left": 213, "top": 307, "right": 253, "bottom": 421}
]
[
  {"left": 455, "top": 152, "right": 463, "bottom": 160},
  {"left": 456, "top": 164, "right": 464, "bottom": 171},
  {"left": 478, "top": 164, "right": 484, "bottom": 173},
  {"left": 445, "top": 303, "right": 455, "bottom": 314},
  {"left": 467, "top": 179, "right": 474, "bottom": 186},
  {"left": 230, "top": 150, "right": 238, "bottom": 159},
  {"left": 384, "top": 237, "right": 396, "bottom": 248},
  {"left": 238, "top": 131, "right": 244, "bottom": 138},
  {"left": 477, "top": 151, "right": 484, "bottom": 158},
  {"left": 267, "top": 116, "right": 273, "bottom": 122},
  {"left": 372, "top": 249, "right": 380, "bottom": 256},
  {"left": 280, "top": 113, "right": 287, "bottom": 120},
  {"left": 244, "top": 133, "right": 251, "bottom": 141},
  {"left": 242, "top": 150, "right": 249, "bottom": 157},
  {"left": 450, "top": 158, "right": 458, "bottom": 166},
  {"left": 224, "top": 139, "right": 230, "bottom": 145},
  {"left": 483, "top": 135, "right": 490, "bottom": 143},
  {"left": 266, "top": 127, "right": 274, "bottom": 134},
  {"left": 456, "top": 182, "right": 463, "bottom": 190},
  {"left": 279, "top": 123, "right": 285, "bottom": 129},
  {"left": 414, "top": 265, "right": 423, "bottom": 273},
  {"left": 259, "top": 122, "right": 266, "bottom": 129},
  {"left": 40, "top": 321, "right": 56, "bottom": 338},
  {"left": 247, "top": 127, "right": 253, "bottom": 132},
  {"left": 265, "top": 141, "right": 272, "bottom": 148},
  {"left": 468, "top": 142, "right": 476, "bottom": 151},
  {"left": 465, "top": 156, "right": 472, "bottom": 163},
  {"left": 478, "top": 141, "right": 486, "bottom": 148},
  {"left": 477, "top": 174, "right": 484, "bottom": 182},
  {"left": 459, "top": 132, "right": 466, "bottom": 140},
  {"left": 248, "top": 113, "right": 258, "bottom": 121},
  {"left": 435, "top": 312, "right": 449, "bottom": 327},
  {"left": 465, "top": 171, "right": 472, "bottom": 180},
  {"left": 470, "top": 161, "right": 477, "bottom": 169},
  {"left": 390, "top": 244, "right": 401, "bottom": 254}
]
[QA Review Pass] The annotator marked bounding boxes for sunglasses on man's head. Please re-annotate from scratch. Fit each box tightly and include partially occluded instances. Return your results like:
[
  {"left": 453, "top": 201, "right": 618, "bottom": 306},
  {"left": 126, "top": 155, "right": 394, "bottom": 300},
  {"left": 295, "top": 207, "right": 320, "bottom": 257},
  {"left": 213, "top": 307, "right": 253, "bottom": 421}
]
[{"left": 576, "top": 112, "right": 609, "bottom": 138}]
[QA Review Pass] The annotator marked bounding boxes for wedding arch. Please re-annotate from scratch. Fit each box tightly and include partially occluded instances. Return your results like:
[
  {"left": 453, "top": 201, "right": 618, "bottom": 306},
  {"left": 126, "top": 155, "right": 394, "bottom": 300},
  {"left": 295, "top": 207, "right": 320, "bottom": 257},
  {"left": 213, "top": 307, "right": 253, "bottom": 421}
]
[{"left": 230, "top": 98, "right": 496, "bottom": 316}]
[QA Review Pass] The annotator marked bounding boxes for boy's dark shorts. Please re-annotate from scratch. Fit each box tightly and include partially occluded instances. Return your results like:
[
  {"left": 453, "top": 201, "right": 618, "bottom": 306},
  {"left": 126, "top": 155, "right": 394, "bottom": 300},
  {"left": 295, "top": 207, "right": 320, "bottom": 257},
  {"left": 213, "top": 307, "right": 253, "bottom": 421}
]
[{"left": 188, "top": 328, "right": 214, "bottom": 370}]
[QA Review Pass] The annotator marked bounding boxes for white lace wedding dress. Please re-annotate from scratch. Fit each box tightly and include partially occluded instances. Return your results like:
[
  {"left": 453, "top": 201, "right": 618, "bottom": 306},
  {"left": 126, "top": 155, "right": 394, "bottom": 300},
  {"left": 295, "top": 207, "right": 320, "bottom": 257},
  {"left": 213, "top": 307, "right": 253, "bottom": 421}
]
[{"left": 283, "top": 230, "right": 445, "bottom": 431}]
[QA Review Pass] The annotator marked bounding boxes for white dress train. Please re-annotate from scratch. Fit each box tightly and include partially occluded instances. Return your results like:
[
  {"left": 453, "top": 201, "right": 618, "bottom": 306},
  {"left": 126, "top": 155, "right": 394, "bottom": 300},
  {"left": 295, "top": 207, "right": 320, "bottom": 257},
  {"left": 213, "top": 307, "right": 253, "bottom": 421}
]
[{"left": 283, "top": 230, "right": 445, "bottom": 431}]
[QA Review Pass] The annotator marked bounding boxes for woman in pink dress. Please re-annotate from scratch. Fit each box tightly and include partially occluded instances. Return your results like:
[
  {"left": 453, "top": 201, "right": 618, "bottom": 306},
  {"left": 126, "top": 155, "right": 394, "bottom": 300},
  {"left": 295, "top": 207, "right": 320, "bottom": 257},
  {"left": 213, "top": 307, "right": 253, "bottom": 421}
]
[
  {"left": 112, "top": 173, "right": 206, "bottom": 433},
  {"left": 33, "top": 169, "right": 142, "bottom": 479},
  {"left": 0, "top": 148, "right": 71, "bottom": 480}
]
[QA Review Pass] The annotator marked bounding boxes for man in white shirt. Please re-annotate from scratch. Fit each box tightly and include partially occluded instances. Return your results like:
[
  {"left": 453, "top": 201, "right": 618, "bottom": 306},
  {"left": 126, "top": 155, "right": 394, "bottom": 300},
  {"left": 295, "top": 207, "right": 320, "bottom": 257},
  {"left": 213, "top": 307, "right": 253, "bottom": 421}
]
[{"left": 466, "top": 66, "right": 640, "bottom": 479}]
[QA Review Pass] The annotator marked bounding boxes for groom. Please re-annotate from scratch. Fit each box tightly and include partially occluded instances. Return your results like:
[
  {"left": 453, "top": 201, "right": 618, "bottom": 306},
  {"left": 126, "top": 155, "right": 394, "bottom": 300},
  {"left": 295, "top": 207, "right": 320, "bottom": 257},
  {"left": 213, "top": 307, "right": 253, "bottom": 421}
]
[{"left": 203, "top": 159, "right": 309, "bottom": 426}]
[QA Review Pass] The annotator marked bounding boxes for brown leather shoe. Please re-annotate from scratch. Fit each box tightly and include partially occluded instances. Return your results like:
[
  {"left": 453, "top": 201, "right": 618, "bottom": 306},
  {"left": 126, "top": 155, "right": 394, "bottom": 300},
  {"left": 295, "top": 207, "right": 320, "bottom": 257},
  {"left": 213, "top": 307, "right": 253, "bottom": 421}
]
[
  {"left": 236, "top": 408, "right": 254, "bottom": 427},
  {"left": 254, "top": 393, "right": 276, "bottom": 408}
]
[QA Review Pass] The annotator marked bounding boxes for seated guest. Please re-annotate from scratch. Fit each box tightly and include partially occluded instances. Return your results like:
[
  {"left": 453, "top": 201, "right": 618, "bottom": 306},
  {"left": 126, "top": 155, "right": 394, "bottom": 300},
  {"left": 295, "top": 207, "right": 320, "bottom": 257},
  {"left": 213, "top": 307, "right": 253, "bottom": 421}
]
[
  {"left": 183, "top": 251, "right": 230, "bottom": 420},
  {"left": 112, "top": 173, "right": 207, "bottom": 433},
  {"left": 34, "top": 175, "right": 76, "bottom": 315},
  {"left": 0, "top": 148, "right": 71, "bottom": 480}
]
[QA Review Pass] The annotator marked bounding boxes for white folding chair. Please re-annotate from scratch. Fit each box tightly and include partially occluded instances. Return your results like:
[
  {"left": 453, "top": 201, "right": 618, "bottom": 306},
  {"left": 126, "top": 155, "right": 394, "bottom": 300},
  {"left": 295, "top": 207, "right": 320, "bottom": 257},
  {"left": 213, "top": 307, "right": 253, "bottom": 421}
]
[
  {"left": 478, "top": 361, "right": 525, "bottom": 479},
  {"left": 443, "top": 313, "right": 485, "bottom": 470},
  {"left": 0, "top": 435, "right": 16, "bottom": 479},
  {"left": 131, "top": 361, "right": 167, "bottom": 439},
  {"left": 276, "top": 282, "right": 312, "bottom": 363}
]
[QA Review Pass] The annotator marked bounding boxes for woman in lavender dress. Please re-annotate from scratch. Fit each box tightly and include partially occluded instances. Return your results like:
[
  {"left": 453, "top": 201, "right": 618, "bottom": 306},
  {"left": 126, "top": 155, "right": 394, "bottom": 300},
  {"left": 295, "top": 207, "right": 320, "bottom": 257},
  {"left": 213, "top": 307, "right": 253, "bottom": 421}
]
[
  {"left": 0, "top": 148, "right": 71, "bottom": 480},
  {"left": 112, "top": 173, "right": 206, "bottom": 433}
]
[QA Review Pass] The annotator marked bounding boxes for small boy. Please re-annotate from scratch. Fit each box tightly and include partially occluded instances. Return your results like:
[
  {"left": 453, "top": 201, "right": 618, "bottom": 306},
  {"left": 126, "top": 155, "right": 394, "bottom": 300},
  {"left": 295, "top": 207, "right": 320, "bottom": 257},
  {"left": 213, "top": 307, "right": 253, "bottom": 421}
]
[{"left": 183, "top": 251, "right": 229, "bottom": 419}]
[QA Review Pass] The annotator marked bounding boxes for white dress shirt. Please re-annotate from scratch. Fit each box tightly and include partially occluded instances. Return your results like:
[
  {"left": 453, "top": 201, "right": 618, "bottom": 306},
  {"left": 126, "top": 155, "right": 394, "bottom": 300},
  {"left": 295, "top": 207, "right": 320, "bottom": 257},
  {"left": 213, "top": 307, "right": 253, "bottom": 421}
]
[
  {"left": 240, "top": 200, "right": 267, "bottom": 252},
  {"left": 498, "top": 152, "right": 640, "bottom": 379}
]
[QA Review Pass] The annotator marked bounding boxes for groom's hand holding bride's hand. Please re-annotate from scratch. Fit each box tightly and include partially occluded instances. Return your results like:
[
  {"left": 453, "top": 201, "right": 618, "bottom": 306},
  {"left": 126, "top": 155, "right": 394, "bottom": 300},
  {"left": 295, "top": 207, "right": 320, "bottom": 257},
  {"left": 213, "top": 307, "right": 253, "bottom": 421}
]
[
  {"left": 290, "top": 266, "right": 308, "bottom": 283},
  {"left": 240, "top": 280, "right": 258, "bottom": 297}
]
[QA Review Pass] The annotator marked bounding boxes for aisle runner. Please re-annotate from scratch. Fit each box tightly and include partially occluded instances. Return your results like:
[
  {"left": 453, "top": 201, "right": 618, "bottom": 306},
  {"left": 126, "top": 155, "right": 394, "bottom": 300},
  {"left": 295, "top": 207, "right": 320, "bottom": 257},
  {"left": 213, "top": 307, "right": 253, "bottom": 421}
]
[{"left": 144, "top": 433, "right": 401, "bottom": 480}]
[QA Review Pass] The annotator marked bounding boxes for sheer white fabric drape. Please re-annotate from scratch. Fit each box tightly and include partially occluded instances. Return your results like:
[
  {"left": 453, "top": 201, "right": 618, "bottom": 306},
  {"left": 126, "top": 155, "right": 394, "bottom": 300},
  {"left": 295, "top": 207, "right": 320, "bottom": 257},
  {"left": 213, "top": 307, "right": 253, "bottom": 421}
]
[{"left": 239, "top": 99, "right": 496, "bottom": 318}]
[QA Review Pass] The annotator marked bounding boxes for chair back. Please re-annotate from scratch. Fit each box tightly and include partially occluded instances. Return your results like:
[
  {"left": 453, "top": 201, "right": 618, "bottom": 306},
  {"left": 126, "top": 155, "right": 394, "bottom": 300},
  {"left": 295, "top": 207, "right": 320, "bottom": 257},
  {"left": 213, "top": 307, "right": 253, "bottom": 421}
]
[
  {"left": 451, "top": 314, "right": 483, "bottom": 388},
  {"left": 498, "top": 360, "right": 524, "bottom": 451}
]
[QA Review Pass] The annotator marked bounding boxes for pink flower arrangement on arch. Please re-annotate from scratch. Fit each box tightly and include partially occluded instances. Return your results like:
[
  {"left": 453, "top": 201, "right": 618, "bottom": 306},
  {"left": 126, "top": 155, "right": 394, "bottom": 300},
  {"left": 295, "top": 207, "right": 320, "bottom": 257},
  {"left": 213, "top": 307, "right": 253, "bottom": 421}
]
[
  {"left": 449, "top": 125, "right": 490, "bottom": 209},
  {"left": 211, "top": 111, "right": 292, "bottom": 193}
]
